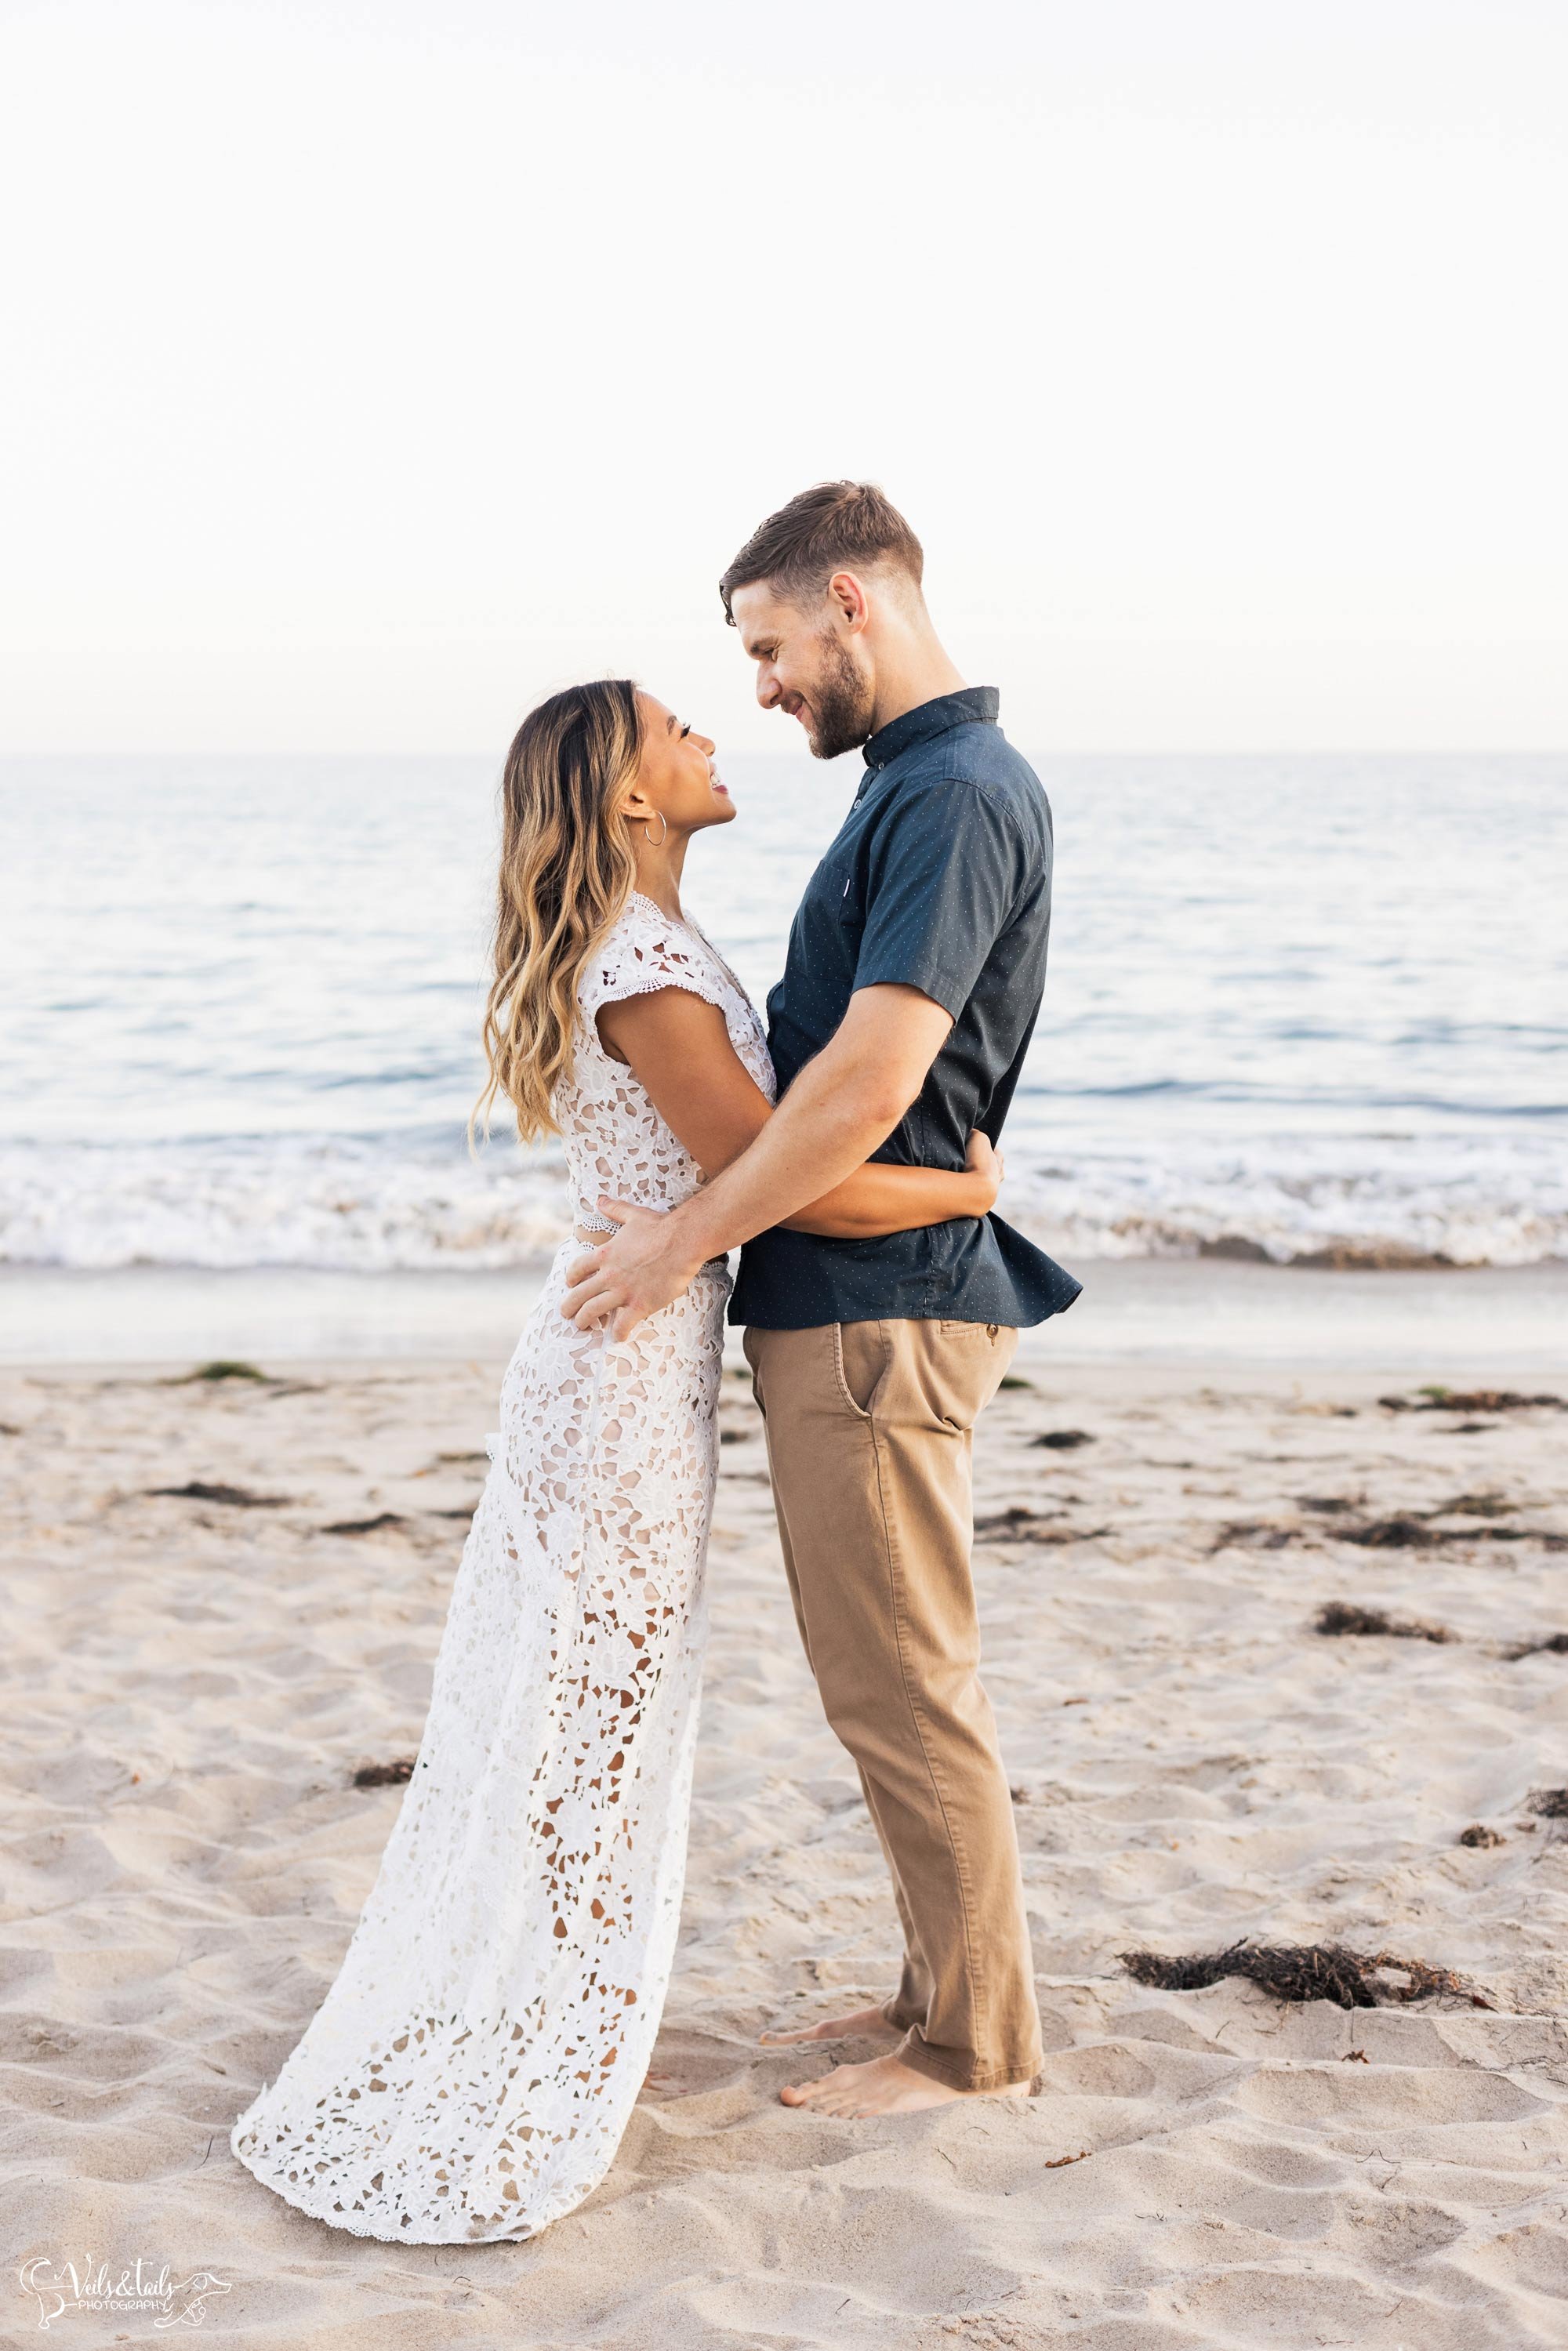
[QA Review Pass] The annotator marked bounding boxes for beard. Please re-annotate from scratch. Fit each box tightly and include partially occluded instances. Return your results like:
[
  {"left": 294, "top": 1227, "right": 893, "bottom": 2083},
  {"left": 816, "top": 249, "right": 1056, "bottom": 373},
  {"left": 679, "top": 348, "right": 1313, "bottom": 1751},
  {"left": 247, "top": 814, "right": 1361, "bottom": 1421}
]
[{"left": 803, "top": 629, "right": 877, "bottom": 760}]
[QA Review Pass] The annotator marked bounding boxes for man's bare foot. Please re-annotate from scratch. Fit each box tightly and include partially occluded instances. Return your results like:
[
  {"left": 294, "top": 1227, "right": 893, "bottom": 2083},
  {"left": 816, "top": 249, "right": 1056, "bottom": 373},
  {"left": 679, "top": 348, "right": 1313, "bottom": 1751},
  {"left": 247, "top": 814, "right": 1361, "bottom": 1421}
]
[
  {"left": 778, "top": 2048, "right": 1034, "bottom": 2117},
  {"left": 758, "top": 2003, "right": 902, "bottom": 2047}
]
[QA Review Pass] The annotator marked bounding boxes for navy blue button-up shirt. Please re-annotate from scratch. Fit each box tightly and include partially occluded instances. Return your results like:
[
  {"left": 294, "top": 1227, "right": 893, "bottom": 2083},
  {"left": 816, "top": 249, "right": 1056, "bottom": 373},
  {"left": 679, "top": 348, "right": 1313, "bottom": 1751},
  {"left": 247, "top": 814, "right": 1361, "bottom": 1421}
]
[{"left": 728, "top": 686, "right": 1082, "bottom": 1330}]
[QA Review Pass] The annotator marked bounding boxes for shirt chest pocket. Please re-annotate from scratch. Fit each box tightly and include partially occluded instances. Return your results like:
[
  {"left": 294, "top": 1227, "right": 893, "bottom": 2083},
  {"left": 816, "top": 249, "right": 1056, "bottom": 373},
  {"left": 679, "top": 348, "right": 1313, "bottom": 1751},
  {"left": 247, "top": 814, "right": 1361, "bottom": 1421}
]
[{"left": 831, "top": 861, "right": 867, "bottom": 931}]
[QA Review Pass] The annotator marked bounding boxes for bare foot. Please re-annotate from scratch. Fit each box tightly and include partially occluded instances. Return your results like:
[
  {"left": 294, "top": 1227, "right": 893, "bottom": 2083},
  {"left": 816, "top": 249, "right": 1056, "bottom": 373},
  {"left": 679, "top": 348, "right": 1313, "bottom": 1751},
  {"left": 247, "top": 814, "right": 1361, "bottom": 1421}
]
[
  {"left": 778, "top": 2048, "right": 1034, "bottom": 2117},
  {"left": 758, "top": 2003, "right": 902, "bottom": 2047}
]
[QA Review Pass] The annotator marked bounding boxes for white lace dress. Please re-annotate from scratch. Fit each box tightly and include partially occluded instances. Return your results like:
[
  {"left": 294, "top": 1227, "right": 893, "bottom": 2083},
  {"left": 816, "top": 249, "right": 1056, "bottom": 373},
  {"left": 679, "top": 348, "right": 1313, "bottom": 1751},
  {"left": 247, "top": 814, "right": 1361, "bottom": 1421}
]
[{"left": 230, "top": 893, "right": 775, "bottom": 2243}]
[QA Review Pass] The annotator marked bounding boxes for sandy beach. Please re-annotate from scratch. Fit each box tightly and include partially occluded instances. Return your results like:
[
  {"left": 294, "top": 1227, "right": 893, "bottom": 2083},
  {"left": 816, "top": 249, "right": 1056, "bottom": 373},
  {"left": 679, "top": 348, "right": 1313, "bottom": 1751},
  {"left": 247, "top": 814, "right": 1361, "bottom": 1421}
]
[{"left": 5, "top": 1272, "right": 1567, "bottom": 2348}]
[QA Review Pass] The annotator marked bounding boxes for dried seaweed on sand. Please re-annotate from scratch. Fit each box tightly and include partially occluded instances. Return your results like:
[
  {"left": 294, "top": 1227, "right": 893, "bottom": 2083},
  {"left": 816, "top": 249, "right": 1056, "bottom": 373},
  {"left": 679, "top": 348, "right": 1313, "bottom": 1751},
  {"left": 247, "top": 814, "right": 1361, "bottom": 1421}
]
[
  {"left": 973, "top": 1506, "right": 1110, "bottom": 1544},
  {"left": 1378, "top": 1388, "right": 1564, "bottom": 1413},
  {"left": 1118, "top": 1939, "right": 1480, "bottom": 2008},
  {"left": 147, "top": 1480, "right": 289, "bottom": 1508},
  {"left": 1315, "top": 1600, "right": 1455, "bottom": 1643}
]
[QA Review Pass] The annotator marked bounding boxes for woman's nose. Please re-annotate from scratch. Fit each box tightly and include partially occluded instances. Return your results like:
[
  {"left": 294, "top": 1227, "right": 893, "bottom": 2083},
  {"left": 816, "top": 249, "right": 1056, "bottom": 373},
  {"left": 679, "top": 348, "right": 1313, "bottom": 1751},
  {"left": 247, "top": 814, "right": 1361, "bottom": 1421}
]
[{"left": 695, "top": 731, "right": 716, "bottom": 754}]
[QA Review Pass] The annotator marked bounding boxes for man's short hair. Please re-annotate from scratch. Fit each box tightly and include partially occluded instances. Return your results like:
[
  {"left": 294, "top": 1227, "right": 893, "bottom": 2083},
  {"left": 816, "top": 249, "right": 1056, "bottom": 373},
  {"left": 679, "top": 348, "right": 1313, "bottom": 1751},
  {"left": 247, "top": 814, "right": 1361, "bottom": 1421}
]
[{"left": 718, "top": 481, "right": 924, "bottom": 626}]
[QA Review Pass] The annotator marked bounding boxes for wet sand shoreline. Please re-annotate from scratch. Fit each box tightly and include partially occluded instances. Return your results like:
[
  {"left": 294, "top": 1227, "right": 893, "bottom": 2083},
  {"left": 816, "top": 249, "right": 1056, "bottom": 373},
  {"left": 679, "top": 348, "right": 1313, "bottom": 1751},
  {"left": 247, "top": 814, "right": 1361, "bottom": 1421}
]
[{"left": 3, "top": 1253, "right": 1566, "bottom": 1373}]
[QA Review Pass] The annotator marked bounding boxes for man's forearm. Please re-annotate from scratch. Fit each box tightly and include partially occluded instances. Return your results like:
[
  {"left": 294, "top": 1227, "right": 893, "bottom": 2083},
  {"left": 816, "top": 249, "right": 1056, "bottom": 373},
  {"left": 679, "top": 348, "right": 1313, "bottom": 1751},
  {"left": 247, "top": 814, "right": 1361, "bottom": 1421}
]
[
  {"left": 669, "top": 1043, "right": 909, "bottom": 1264},
  {"left": 562, "top": 985, "right": 953, "bottom": 1336}
]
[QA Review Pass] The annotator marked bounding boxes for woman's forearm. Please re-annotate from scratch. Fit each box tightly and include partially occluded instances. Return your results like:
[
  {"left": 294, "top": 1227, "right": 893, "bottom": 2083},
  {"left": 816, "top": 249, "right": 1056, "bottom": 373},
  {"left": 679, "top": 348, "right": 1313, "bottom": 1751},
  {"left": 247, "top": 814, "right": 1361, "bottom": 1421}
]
[{"left": 782, "top": 1162, "right": 991, "bottom": 1239}]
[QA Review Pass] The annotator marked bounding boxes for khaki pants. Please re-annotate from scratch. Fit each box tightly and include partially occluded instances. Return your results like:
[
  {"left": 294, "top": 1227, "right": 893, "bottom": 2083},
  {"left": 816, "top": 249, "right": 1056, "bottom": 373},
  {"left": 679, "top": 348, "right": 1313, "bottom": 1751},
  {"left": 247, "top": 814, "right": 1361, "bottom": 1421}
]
[{"left": 742, "top": 1315, "right": 1042, "bottom": 2092}]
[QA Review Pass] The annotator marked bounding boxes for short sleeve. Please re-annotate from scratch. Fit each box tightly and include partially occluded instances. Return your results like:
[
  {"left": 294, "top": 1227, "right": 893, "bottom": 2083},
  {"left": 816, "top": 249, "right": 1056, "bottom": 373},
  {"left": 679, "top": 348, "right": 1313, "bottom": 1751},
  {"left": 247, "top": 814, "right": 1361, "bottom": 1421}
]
[
  {"left": 577, "top": 897, "right": 727, "bottom": 1028},
  {"left": 852, "top": 778, "right": 1029, "bottom": 1021}
]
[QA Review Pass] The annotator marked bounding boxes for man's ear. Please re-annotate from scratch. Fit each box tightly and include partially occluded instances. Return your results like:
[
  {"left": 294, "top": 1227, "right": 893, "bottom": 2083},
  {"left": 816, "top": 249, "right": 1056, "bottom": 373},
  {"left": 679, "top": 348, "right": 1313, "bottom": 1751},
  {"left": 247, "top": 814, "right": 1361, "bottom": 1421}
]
[{"left": 827, "top": 568, "right": 871, "bottom": 633}]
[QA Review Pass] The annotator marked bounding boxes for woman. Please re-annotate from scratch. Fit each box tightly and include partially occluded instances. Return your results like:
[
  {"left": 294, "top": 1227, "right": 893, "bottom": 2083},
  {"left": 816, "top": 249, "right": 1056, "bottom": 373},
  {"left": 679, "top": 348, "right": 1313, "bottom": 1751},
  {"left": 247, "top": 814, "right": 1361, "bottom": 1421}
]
[{"left": 229, "top": 680, "right": 1002, "bottom": 2243}]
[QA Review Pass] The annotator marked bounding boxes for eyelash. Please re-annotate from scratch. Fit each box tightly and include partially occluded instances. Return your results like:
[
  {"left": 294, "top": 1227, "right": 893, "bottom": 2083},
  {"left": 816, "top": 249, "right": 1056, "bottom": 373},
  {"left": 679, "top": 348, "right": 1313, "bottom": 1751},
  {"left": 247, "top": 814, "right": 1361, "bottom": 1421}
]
[{"left": 679, "top": 723, "right": 691, "bottom": 738}]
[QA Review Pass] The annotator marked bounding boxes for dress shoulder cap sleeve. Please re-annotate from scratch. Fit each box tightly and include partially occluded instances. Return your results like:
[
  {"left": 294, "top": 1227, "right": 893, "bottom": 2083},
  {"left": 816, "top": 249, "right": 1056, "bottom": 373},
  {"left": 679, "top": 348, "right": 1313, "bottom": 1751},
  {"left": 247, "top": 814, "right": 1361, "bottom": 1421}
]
[{"left": 577, "top": 894, "right": 727, "bottom": 1025}]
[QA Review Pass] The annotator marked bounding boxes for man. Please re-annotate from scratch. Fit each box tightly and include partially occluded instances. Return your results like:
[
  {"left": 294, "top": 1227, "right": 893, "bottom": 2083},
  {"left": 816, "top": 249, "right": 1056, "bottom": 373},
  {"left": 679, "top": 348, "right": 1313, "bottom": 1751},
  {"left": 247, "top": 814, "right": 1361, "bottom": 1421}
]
[{"left": 563, "top": 481, "right": 1080, "bottom": 2116}]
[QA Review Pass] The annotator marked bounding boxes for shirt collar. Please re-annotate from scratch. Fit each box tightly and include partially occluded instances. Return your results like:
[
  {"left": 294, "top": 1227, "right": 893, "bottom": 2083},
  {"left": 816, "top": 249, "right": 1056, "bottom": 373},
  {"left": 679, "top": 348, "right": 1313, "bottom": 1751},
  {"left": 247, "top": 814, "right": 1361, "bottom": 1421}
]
[{"left": 861, "top": 685, "right": 1000, "bottom": 775}]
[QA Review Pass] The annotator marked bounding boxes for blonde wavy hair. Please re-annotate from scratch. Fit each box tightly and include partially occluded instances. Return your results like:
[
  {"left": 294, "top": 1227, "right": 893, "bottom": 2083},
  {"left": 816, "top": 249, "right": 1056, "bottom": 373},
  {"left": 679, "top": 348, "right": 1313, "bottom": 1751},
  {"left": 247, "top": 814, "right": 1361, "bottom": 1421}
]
[{"left": 470, "top": 678, "right": 645, "bottom": 1147}]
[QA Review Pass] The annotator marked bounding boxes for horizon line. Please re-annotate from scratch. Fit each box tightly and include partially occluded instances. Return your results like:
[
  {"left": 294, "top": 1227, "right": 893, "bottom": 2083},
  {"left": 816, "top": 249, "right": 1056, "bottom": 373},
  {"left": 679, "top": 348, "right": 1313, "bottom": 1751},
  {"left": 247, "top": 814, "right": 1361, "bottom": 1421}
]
[{"left": 2, "top": 745, "right": 1564, "bottom": 764}]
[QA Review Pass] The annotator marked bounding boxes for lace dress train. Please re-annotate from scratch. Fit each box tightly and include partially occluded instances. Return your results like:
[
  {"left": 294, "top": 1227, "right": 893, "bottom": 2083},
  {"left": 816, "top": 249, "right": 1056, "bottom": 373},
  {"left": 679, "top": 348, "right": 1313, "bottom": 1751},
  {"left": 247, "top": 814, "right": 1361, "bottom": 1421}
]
[{"left": 229, "top": 895, "right": 775, "bottom": 2241}]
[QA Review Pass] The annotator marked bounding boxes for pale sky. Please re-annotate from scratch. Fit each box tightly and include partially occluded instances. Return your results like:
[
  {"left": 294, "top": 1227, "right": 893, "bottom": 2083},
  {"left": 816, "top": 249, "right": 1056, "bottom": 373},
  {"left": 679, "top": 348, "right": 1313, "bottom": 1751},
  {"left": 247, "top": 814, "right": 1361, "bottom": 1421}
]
[{"left": 2, "top": 0, "right": 1564, "bottom": 754}]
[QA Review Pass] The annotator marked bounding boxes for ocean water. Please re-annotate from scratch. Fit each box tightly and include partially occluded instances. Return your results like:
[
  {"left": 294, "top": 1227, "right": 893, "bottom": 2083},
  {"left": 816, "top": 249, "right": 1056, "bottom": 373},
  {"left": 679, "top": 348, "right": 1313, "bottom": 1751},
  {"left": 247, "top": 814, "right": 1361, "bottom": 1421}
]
[{"left": 2, "top": 752, "right": 1563, "bottom": 1275}]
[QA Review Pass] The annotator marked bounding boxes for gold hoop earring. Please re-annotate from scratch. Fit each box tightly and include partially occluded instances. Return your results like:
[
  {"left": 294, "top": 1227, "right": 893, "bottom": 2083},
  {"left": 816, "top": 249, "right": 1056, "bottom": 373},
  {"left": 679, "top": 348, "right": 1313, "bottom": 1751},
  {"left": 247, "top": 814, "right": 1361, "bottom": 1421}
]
[{"left": 641, "top": 811, "right": 668, "bottom": 847}]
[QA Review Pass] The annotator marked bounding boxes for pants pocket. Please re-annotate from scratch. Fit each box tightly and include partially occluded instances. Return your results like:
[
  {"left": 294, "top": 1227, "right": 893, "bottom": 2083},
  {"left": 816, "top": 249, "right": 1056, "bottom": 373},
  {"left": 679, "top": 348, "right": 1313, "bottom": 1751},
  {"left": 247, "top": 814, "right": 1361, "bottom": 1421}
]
[
  {"left": 923, "top": 1321, "right": 1019, "bottom": 1428},
  {"left": 833, "top": 1321, "right": 887, "bottom": 1420},
  {"left": 741, "top": 1324, "right": 764, "bottom": 1417}
]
